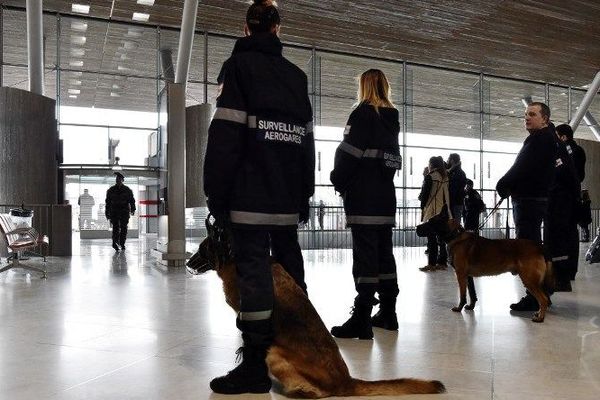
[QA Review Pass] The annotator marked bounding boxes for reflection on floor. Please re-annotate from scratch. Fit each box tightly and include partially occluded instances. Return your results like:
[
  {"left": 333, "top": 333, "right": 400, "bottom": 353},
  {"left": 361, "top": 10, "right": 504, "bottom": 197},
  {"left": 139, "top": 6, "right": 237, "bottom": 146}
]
[{"left": 1, "top": 237, "right": 600, "bottom": 399}]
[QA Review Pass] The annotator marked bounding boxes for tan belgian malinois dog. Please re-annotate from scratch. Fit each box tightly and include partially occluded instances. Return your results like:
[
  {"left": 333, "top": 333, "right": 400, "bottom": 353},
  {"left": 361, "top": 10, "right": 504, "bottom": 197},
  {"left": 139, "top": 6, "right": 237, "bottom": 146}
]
[
  {"left": 416, "top": 209, "right": 554, "bottom": 323},
  {"left": 187, "top": 219, "right": 445, "bottom": 398}
]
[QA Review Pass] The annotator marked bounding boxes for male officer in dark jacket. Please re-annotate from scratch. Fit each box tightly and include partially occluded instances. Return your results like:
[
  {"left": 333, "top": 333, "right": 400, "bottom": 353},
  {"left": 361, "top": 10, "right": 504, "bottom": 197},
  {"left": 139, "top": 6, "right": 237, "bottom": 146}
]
[
  {"left": 203, "top": 0, "right": 313, "bottom": 394},
  {"left": 496, "top": 102, "right": 557, "bottom": 311},
  {"left": 105, "top": 172, "right": 136, "bottom": 252},
  {"left": 556, "top": 124, "right": 586, "bottom": 280},
  {"left": 463, "top": 179, "right": 484, "bottom": 233},
  {"left": 447, "top": 153, "right": 467, "bottom": 223}
]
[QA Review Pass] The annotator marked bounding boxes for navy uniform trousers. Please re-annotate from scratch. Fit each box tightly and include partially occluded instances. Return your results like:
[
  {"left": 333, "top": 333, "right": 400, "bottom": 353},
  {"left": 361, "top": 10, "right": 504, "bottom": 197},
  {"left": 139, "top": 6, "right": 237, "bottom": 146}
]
[
  {"left": 351, "top": 226, "right": 399, "bottom": 306},
  {"left": 231, "top": 227, "right": 305, "bottom": 347}
]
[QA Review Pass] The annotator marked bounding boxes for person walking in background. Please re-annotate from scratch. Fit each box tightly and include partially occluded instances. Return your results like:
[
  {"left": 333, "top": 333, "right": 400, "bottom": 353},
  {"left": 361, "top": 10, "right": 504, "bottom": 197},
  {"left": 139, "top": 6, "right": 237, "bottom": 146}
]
[
  {"left": 418, "top": 165, "right": 431, "bottom": 254},
  {"left": 78, "top": 188, "right": 95, "bottom": 230},
  {"left": 463, "top": 179, "right": 485, "bottom": 233},
  {"left": 105, "top": 172, "right": 136, "bottom": 252},
  {"left": 447, "top": 153, "right": 467, "bottom": 224},
  {"left": 330, "top": 69, "right": 402, "bottom": 339},
  {"left": 202, "top": 0, "right": 314, "bottom": 394},
  {"left": 318, "top": 200, "right": 325, "bottom": 230},
  {"left": 419, "top": 156, "right": 452, "bottom": 272},
  {"left": 579, "top": 189, "right": 592, "bottom": 242}
]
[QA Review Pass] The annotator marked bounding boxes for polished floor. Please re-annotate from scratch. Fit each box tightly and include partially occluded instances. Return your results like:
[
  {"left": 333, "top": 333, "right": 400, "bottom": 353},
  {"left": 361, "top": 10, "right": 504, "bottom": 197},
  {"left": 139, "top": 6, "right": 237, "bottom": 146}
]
[{"left": 1, "top": 237, "right": 600, "bottom": 400}]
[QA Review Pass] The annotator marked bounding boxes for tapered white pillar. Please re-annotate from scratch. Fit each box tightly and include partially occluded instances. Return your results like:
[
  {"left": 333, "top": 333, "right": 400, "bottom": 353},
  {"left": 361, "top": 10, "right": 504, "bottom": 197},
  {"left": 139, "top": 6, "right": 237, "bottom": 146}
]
[
  {"left": 175, "top": 0, "right": 199, "bottom": 92},
  {"left": 26, "top": 0, "right": 44, "bottom": 96},
  {"left": 570, "top": 71, "right": 600, "bottom": 135}
]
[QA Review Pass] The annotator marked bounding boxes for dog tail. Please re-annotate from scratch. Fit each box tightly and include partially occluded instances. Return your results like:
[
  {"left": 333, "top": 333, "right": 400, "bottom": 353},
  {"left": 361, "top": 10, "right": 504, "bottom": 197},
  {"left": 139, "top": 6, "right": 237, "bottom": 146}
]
[
  {"left": 543, "top": 261, "right": 555, "bottom": 293},
  {"left": 349, "top": 378, "right": 446, "bottom": 396}
]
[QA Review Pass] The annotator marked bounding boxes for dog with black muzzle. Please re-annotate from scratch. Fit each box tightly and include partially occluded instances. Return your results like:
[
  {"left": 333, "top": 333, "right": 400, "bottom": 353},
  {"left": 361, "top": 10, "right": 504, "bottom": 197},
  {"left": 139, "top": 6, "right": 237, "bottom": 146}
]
[
  {"left": 416, "top": 209, "right": 553, "bottom": 323},
  {"left": 187, "top": 216, "right": 445, "bottom": 398}
]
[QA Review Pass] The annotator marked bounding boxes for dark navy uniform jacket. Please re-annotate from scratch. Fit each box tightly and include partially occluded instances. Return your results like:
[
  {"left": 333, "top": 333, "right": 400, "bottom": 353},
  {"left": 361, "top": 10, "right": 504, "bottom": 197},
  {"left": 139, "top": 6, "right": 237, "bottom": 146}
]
[
  {"left": 330, "top": 103, "right": 401, "bottom": 226},
  {"left": 496, "top": 124, "right": 557, "bottom": 200},
  {"left": 105, "top": 185, "right": 136, "bottom": 219},
  {"left": 203, "top": 33, "right": 314, "bottom": 228},
  {"left": 565, "top": 139, "right": 586, "bottom": 183}
]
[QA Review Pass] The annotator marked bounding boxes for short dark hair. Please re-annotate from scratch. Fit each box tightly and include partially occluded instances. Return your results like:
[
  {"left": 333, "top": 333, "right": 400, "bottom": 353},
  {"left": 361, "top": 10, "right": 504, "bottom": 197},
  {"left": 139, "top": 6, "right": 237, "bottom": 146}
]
[
  {"left": 246, "top": 0, "right": 280, "bottom": 34},
  {"left": 448, "top": 153, "right": 460, "bottom": 163},
  {"left": 529, "top": 102, "right": 551, "bottom": 123},
  {"left": 556, "top": 123, "right": 574, "bottom": 140},
  {"left": 465, "top": 179, "right": 474, "bottom": 186}
]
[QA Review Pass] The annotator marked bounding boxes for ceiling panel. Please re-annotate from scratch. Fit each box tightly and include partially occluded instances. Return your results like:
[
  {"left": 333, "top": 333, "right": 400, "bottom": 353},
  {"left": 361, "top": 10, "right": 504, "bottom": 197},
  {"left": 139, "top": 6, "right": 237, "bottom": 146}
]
[{"left": 3, "top": 0, "right": 600, "bottom": 87}]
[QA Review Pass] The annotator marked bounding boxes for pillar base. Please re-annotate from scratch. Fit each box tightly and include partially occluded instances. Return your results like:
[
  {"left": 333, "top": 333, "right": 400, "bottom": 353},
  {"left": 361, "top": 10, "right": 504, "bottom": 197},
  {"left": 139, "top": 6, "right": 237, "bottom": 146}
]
[{"left": 150, "top": 248, "right": 190, "bottom": 271}]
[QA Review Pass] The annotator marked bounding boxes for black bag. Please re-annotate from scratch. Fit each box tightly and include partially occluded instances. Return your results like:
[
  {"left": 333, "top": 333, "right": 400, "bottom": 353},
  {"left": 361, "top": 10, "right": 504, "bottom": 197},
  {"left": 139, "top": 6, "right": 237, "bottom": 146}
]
[
  {"left": 477, "top": 198, "right": 487, "bottom": 214},
  {"left": 586, "top": 227, "right": 600, "bottom": 264}
]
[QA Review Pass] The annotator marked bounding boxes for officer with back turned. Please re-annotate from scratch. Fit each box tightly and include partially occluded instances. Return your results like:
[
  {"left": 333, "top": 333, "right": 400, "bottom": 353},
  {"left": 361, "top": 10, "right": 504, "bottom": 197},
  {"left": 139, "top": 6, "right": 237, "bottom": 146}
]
[{"left": 202, "top": 0, "right": 314, "bottom": 394}]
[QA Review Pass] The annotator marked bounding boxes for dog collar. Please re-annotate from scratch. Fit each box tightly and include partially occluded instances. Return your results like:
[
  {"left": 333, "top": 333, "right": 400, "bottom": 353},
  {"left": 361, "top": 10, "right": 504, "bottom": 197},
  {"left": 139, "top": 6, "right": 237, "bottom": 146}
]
[{"left": 442, "top": 226, "right": 465, "bottom": 243}]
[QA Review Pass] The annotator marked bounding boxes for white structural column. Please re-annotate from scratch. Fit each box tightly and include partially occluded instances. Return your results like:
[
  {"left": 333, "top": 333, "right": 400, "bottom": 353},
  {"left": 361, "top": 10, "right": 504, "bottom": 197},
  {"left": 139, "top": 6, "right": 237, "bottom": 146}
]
[
  {"left": 570, "top": 71, "right": 600, "bottom": 139},
  {"left": 175, "top": 0, "right": 199, "bottom": 91},
  {"left": 166, "top": 83, "right": 187, "bottom": 265},
  {"left": 26, "top": 0, "right": 44, "bottom": 96}
]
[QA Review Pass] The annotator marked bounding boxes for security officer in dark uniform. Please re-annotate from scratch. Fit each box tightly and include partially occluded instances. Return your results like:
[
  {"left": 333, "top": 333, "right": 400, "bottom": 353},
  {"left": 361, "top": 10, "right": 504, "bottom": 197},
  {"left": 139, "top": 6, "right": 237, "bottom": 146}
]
[
  {"left": 546, "top": 128, "right": 581, "bottom": 292},
  {"left": 203, "top": 0, "right": 314, "bottom": 394},
  {"left": 496, "top": 102, "right": 557, "bottom": 311},
  {"left": 556, "top": 124, "right": 586, "bottom": 280},
  {"left": 105, "top": 172, "right": 136, "bottom": 252},
  {"left": 330, "top": 69, "right": 401, "bottom": 340}
]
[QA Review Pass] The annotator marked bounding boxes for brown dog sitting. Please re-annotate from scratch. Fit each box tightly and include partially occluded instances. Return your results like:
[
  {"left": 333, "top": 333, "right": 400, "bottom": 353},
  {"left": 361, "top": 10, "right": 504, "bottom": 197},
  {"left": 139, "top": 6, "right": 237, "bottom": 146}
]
[
  {"left": 187, "top": 231, "right": 445, "bottom": 398},
  {"left": 416, "top": 209, "right": 553, "bottom": 323}
]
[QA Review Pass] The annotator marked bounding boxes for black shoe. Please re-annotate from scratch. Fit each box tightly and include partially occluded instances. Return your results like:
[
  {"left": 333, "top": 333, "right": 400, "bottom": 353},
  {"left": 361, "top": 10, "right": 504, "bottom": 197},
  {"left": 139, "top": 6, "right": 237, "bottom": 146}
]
[
  {"left": 120, "top": 244, "right": 126, "bottom": 251},
  {"left": 210, "top": 347, "right": 271, "bottom": 394},
  {"left": 510, "top": 294, "right": 538, "bottom": 311},
  {"left": 331, "top": 302, "right": 373, "bottom": 339},
  {"left": 112, "top": 243, "right": 119, "bottom": 252},
  {"left": 371, "top": 297, "right": 398, "bottom": 330}
]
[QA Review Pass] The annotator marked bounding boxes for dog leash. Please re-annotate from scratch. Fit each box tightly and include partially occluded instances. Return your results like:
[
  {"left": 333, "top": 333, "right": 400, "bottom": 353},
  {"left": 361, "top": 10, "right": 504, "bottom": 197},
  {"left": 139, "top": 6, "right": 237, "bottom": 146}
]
[{"left": 478, "top": 198, "right": 505, "bottom": 230}]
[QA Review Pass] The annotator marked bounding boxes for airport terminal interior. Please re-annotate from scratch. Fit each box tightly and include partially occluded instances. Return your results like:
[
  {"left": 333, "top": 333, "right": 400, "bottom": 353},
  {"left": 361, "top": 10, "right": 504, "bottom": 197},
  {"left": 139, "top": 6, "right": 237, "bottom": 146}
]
[{"left": 1, "top": 1, "right": 600, "bottom": 399}]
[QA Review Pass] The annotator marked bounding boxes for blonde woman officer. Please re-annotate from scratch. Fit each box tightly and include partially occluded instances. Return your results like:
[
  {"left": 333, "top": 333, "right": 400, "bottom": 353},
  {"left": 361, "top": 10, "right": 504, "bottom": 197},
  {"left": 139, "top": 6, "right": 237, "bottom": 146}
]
[{"left": 330, "top": 69, "right": 402, "bottom": 339}]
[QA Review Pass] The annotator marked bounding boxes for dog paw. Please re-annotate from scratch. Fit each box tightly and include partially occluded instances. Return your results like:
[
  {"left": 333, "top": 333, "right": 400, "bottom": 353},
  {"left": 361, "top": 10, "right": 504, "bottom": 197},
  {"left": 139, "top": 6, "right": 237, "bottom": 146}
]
[
  {"left": 451, "top": 307, "right": 462, "bottom": 312},
  {"left": 465, "top": 304, "right": 475, "bottom": 311},
  {"left": 531, "top": 312, "right": 544, "bottom": 323}
]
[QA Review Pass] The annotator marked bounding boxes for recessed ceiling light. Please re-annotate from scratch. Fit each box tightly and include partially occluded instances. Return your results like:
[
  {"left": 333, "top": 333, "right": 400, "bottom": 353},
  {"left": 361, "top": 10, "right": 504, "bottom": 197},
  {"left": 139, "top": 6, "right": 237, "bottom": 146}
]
[
  {"left": 70, "top": 48, "right": 85, "bottom": 57},
  {"left": 110, "top": 92, "right": 121, "bottom": 97},
  {"left": 70, "top": 35, "right": 87, "bottom": 45},
  {"left": 69, "top": 60, "right": 84, "bottom": 67},
  {"left": 68, "top": 89, "right": 81, "bottom": 95},
  {"left": 70, "top": 71, "right": 83, "bottom": 77},
  {"left": 131, "top": 13, "right": 150, "bottom": 22},
  {"left": 112, "top": 84, "right": 121, "bottom": 89},
  {"left": 122, "top": 41, "right": 136, "bottom": 50},
  {"left": 70, "top": 79, "right": 82, "bottom": 85},
  {"left": 71, "top": 21, "right": 88, "bottom": 31},
  {"left": 117, "top": 65, "right": 130, "bottom": 71},
  {"left": 137, "top": 0, "right": 155, "bottom": 5},
  {"left": 72, "top": 4, "right": 90, "bottom": 14},
  {"left": 132, "top": 12, "right": 150, "bottom": 22},
  {"left": 69, "top": 95, "right": 78, "bottom": 99},
  {"left": 127, "top": 28, "right": 143, "bottom": 38}
]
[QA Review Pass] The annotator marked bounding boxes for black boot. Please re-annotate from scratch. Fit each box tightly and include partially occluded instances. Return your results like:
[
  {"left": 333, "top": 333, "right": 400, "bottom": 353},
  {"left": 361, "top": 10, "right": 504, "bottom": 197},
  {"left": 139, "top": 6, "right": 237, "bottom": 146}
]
[
  {"left": 510, "top": 293, "right": 538, "bottom": 311},
  {"left": 371, "top": 296, "right": 398, "bottom": 330},
  {"left": 112, "top": 243, "right": 119, "bottom": 252},
  {"left": 210, "top": 346, "right": 271, "bottom": 394},
  {"left": 331, "top": 301, "right": 373, "bottom": 339}
]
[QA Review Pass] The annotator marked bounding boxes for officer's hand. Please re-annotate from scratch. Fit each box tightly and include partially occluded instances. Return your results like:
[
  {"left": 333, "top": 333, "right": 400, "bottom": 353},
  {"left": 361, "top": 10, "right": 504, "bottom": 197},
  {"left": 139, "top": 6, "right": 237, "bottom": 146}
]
[
  {"left": 131, "top": 211, "right": 135, "bottom": 216},
  {"left": 299, "top": 201, "right": 310, "bottom": 224},
  {"left": 212, "top": 211, "right": 230, "bottom": 230}
]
